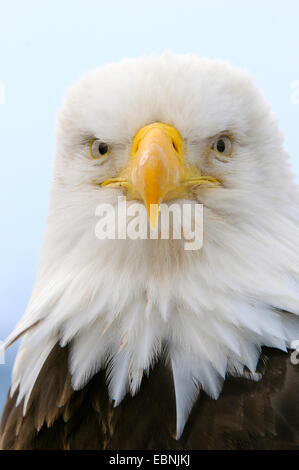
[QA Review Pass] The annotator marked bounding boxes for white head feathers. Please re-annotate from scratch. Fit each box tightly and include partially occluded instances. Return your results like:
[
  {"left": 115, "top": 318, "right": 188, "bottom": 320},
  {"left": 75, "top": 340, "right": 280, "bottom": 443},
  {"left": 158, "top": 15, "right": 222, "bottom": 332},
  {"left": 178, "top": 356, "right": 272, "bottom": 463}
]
[{"left": 6, "top": 53, "right": 299, "bottom": 438}]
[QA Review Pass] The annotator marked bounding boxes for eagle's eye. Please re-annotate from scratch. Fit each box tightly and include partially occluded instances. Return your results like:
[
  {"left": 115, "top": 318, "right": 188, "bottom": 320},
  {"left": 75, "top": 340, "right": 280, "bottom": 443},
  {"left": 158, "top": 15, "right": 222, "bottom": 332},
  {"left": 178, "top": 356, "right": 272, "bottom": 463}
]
[
  {"left": 211, "top": 135, "right": 233, "bottom": 157},
  {"left": 90, "top": 139, "right": 110, "bottom": 159}
]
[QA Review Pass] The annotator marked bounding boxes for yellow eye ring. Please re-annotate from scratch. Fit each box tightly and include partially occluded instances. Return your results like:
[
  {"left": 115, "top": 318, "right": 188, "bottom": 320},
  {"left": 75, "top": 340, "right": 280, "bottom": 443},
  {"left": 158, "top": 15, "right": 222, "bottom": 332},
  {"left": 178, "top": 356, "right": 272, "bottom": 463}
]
[{"left": 89, "top": 139, "right": 110, "bottom": 159}]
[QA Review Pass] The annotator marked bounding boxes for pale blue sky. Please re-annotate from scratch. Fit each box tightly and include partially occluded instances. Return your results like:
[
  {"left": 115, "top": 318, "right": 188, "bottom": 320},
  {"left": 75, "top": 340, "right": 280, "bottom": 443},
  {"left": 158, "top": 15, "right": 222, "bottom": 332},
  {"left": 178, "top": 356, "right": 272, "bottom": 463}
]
[{"left": 0, "top": 0, "right": 299, "bottom": 411}]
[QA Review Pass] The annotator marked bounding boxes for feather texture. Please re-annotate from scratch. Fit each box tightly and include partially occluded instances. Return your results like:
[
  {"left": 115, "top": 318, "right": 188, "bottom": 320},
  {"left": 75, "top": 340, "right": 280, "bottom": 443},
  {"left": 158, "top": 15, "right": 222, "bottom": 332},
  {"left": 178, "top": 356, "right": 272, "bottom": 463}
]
[
  {"left": 1, "top": 345, "right": 299, "bottom": 449},
  {"left": 2, "top": 53, "right": 299, "bottom": 447}
]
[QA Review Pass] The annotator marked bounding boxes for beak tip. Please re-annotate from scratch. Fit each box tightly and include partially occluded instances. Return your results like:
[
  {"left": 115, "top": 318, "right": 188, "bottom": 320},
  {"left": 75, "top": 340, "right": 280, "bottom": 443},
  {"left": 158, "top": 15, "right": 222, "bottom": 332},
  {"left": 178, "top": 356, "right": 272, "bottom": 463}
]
[
  {"left": 150, "top": 219, "right": 158, "bottom": 230},
  {"left": 147, "top": 203, "right": 160, "bottom": 230}
]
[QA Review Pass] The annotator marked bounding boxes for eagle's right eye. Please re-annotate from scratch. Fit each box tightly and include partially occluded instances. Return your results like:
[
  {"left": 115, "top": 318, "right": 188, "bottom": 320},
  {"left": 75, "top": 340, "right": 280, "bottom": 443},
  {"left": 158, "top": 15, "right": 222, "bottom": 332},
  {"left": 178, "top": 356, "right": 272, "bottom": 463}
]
[
  {"left": 211, "top": 135, "right": 233, "bottom": 157},
  {"left": 90, "top": 139, "right": 110, "bottom": 159}
]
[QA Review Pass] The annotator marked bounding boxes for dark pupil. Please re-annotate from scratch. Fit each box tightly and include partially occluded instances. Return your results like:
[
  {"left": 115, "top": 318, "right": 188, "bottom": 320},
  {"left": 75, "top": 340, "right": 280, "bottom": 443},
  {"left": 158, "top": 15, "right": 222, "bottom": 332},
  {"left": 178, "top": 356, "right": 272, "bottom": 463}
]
[
  {"left": 216, "top": 139, "right": 226, "bottom": 153},
  {"left": 98, "top": 142, "right": 108, "bottom": 155}
]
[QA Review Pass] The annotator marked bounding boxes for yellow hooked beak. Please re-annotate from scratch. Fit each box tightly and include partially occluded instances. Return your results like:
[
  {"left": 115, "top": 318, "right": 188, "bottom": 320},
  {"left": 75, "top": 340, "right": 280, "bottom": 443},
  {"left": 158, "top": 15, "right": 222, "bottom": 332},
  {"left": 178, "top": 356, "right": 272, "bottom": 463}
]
[{"left": 101, "top": 122, "right": 219, "bottom": 229}]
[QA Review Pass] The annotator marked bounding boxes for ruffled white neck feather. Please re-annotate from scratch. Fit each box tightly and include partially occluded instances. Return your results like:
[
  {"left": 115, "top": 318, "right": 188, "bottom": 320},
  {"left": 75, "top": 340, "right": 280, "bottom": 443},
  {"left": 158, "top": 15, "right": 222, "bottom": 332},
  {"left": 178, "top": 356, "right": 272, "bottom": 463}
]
[{"left": 7, "top": 196, "right": 299, "bottom": 439}]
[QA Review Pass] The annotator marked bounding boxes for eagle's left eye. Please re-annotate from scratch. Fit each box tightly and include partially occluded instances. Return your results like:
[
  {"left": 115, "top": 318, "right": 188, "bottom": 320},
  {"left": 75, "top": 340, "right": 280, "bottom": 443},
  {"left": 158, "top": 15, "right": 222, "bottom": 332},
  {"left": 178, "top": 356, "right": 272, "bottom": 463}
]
[
  {"left": 211, "top": 135, "right": 232, "bottom": 157},
  {"left": 90, "top": 139, "right": 110, "bottom": 159}
]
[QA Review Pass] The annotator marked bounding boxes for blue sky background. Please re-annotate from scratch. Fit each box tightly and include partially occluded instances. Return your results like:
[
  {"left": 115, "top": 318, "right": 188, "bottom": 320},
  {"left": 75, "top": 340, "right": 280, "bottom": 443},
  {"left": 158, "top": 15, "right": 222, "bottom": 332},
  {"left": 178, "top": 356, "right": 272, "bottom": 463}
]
[{"left": 0, "top": 0, "right": 299, "bottom": 413}]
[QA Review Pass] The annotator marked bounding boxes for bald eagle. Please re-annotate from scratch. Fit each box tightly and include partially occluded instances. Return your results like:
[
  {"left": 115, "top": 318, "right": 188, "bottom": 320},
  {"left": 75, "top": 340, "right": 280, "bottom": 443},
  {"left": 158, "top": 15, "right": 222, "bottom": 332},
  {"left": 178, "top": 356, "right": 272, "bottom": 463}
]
[{"left": 1, "top": 53, "right": 299, "bottom": 450}]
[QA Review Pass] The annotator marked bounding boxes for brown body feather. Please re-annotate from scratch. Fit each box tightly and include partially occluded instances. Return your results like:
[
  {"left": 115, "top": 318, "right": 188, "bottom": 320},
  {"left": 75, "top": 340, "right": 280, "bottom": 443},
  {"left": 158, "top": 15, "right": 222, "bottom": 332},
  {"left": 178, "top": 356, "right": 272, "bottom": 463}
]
[{"left": 1, "top": 344, "right": 299, "bottom": 450}]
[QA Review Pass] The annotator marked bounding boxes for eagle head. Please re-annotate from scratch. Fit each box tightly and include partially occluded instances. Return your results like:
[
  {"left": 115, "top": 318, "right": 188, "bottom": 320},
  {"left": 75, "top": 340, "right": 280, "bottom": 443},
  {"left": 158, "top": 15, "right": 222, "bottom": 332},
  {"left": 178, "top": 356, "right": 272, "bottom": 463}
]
[{"left": 7, "top": 53, "right": 299, "bottom": 438}]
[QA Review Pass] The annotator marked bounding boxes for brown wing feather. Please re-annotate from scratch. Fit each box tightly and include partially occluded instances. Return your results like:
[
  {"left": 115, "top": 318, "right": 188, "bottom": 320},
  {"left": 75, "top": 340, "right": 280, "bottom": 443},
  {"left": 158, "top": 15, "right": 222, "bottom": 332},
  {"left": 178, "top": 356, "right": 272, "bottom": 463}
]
[{"left": 1, "top": 345, "right": 299, "bottom": 449}]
